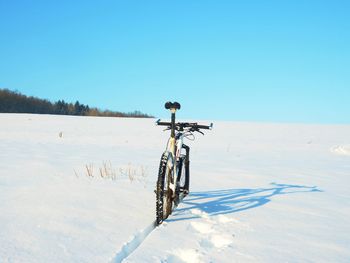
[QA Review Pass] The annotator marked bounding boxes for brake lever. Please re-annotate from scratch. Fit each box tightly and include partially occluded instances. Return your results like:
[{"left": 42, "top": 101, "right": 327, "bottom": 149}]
[{"left": 191, "top": 128, "right": 204, "bottom": 135}]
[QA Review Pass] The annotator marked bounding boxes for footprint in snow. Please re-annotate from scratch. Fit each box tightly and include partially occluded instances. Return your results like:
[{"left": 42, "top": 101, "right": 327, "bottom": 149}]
[
  {"left": 166, "top": 248, "right": 202, "bottom": 263},
  {"left": 189, "top": 209, "right": 235, "bottom": 251},
  {"left": 331, "top": 145, "right": 350, "bottom": 156},
  {"left": 190, "top": 208, "right": 210, "bottom": 219},
  {"left": 168, "top": 208, "right": 252, "bottom": 260},
  {"left": 190, "top": 221, "right": 214, "bottom": 234}
]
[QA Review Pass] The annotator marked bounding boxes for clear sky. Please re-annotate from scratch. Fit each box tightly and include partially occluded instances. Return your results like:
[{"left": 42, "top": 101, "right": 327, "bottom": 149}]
[{"left": 0, "top": 0, "right": 349, "bottom": 123}]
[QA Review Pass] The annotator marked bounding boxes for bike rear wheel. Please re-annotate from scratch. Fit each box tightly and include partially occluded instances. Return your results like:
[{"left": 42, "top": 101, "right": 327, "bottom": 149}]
[{"left": 156, "top": 152, "right": 174, "bottom": 225}]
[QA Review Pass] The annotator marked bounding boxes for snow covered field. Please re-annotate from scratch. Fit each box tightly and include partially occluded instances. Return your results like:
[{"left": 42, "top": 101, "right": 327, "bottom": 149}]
[{"left": 1, "top": 114, "right": 349, "bottom": 262}]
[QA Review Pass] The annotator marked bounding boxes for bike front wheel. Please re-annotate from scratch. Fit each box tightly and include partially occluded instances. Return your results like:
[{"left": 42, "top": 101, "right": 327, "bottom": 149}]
[{"left": 156, "top": 152, "right": 174, "bottom": 225}]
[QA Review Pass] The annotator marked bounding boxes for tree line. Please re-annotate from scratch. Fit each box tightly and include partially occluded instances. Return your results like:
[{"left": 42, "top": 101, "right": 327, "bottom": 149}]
[{"left": 0, "top": 89, "right": 153, "bottom": 118}]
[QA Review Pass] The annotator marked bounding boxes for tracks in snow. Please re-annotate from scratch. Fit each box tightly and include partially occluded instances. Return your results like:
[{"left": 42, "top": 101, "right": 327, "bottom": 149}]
[
  {"left": 110, "top": 221, "right": 156, "bottom": 263},
  {"left": 110, "top": 195, "right": 187, "bottom": 262}
]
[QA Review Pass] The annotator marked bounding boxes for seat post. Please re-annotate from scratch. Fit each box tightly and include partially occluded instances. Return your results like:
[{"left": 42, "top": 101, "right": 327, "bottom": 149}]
[
  {"left": 164, "top": 101, "right": 181, "bottom": 139},
  {"left": 170, "top": 109, "right": 176, "bottom": 138}
]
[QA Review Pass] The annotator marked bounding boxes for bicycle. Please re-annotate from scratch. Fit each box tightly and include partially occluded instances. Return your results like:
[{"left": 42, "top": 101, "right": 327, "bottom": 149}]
[{"left": 155, "top": 101, "right": 212, "bottom": 225}]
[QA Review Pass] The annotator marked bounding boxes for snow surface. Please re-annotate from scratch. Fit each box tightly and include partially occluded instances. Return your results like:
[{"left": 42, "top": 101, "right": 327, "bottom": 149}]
[{"left": 0, "top": 114, "right": 349, "bottom": 262}]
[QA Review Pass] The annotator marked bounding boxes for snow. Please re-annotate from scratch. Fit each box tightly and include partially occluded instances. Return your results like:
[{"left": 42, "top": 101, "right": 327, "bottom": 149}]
[
  {"left": 331, "top": 145, "right": 350, "bottom": 156},
  {"left": 0, "top": 114, "right": 349, "bottom": 262}
]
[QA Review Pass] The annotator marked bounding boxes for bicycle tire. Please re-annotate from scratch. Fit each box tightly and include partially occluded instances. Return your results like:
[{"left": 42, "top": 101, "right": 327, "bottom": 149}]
[{"left": 156, "top": 152, "right": 174, "bottom": 225}]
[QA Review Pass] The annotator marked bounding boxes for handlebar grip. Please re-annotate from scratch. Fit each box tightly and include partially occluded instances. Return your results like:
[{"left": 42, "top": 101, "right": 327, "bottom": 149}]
[
  {"left": 195, "top": 123, "right": 213, "bottom": 130},
  {"left": 156, "top": 119, "right": 171, "bottom": 126}
]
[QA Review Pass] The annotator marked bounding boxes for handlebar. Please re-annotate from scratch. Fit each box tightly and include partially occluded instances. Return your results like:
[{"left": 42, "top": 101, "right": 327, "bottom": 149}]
[{"left": 156, "top": 119, "right": 213, "bottom": 131}]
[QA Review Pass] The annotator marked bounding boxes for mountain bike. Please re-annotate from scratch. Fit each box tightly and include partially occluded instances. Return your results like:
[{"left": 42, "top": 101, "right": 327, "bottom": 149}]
[{"left": 155, "top": 101, "right": 212, "bottom": 225}]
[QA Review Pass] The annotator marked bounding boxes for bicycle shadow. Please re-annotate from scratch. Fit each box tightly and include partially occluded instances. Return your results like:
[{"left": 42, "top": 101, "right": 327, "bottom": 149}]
[{"left": 168, "top": 183, "right": 322, "bottom": 222}]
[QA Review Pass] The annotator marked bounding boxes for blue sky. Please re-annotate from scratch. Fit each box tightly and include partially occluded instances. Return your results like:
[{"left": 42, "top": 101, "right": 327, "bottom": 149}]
[{"left": 0, "top": 0, "right": 349, "bottom": 123}]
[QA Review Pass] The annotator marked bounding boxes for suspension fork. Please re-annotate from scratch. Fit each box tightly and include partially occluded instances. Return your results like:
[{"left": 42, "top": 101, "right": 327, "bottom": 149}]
[{"left": 182, "top": 144, "right": 190, "bottom": 191}]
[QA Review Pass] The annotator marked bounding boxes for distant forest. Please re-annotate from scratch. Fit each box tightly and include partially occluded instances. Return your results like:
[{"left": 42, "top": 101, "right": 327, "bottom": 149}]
[{"left": 0, "top": 89, "right": 153, "bottom": 118}]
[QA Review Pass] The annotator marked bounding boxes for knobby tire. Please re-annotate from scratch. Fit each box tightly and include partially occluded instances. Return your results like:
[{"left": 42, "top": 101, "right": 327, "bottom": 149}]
[{"left": 156, "top": 153, "right": 173, "bottom": 225}]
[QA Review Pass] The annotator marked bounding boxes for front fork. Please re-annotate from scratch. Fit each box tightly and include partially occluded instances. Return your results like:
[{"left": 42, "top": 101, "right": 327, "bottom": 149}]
[
  {"left": 174, "top": 144, "right": 190, "bottom": 193},
  {"left": 182, "top": 144, "right": 190, "bottom": 192},
  {"left": 168, "top": 145, "right": 190, "bottom": 198},
  {"left": 168, "top": 137, "right": 190, "bottom": 198}
]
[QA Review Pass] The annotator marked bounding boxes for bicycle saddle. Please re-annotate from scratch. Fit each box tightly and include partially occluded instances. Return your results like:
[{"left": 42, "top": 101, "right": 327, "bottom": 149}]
[{"left": 165, "top": 101, "right": 181, "bottom": 110}]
